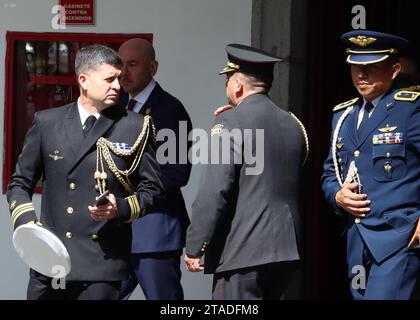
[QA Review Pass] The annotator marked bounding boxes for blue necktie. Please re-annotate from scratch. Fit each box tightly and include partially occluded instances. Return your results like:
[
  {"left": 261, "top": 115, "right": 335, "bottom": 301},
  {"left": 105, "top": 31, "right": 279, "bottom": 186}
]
[{"left": 358, "top": 102, "right": 374, "bottom": 136}]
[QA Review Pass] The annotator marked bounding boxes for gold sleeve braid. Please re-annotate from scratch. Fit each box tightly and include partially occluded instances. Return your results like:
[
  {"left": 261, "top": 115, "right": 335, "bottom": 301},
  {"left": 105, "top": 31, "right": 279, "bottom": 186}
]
[
  {"left": 11, "top": 202, "right": 35, "bottom": 227},
  {"left": 126, "top": 195, "right": 142, "bottom": 223},
  {"left": 95, "top": 115, "right": 156, "bottom": 195}
]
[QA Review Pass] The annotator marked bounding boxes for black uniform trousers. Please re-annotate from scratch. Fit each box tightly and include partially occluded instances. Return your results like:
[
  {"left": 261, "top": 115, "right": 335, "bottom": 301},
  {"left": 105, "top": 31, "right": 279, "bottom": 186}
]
[{"left": 27, "top": 270, "right": 121, "bottom": 300}]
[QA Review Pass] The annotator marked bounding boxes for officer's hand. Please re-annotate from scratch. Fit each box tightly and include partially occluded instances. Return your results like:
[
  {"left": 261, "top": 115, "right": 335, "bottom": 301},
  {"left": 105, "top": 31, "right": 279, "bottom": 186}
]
[
  {"left": 89, "top": 193, "right": 118, "bottom": 221},
  {"left": 408, "top": 218, "right": 420, "bottom": 249},
  {"left": 184, "top": 254, "right": 204, "bottom": 272},
  {"left": 335, "top": 183, "right": 371, "bottom": 218}
]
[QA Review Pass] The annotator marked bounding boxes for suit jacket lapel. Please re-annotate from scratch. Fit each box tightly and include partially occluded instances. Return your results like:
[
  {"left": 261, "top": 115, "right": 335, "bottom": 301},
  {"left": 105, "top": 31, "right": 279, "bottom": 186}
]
[
  {"left": 339, "top": 103, "right": 359, "bottom": 149},
  {"left": 63, "top": 102, "right": 84, "bottom": 159},
  {"left": 142, "top": 82, "right": 162, "bottom": 114}
]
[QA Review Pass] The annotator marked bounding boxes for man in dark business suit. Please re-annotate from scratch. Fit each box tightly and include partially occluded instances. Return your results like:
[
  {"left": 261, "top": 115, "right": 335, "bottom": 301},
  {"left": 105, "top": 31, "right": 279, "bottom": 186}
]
[
  {"left": 118, "top": 38, "right": 192, "bottom": 300},
  {"left": 7, "top": 44, "right": 163, "bottom": 300},
  {"left": 185, "top": 44, "right": 308, "bottom": 300}
]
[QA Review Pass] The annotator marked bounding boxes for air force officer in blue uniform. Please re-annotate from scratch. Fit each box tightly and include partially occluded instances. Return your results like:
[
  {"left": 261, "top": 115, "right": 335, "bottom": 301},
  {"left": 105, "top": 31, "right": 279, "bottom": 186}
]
[{"left": 322, "top": 30, "right": 420, "bottom": 299}]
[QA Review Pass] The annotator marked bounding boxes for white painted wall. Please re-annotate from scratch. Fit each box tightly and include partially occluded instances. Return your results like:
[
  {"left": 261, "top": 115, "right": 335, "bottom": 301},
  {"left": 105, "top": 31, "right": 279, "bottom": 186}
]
[{"left": 0, "top": 0, "right": 252, "bottom": 299}]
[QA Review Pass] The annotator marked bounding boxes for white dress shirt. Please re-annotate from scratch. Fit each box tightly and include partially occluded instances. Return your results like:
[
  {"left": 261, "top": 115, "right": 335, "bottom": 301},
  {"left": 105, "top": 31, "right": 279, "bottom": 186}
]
[
  {"left": 127, "top": 79, "right": 157, "bottom": 113},
  {"left": 78, "top": 99, "right": 100, "bottom": 128},
  {"left": 356, "top": 95, "right": 384, "bottom": 129}
]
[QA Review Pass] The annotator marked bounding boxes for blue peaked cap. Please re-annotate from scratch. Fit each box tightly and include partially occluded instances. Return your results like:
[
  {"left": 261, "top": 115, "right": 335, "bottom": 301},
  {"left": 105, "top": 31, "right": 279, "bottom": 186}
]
[{"left": 341, "top": 30, "right": 408, "bottom": 65}]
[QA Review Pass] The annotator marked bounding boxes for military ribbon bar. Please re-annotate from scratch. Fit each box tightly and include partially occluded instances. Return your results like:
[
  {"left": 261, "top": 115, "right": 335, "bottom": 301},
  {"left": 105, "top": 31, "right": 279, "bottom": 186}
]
[{"left": 372, "top": 132, "right": 403, "bottom": 145}]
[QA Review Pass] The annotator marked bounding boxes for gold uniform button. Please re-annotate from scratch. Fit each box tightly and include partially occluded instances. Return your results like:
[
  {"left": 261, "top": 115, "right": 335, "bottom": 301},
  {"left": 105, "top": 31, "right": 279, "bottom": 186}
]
[
  {"left": 69, "top": 182, "right": 77, "bottom": 190},
  {"left": 66, "top": 207, "right": 74, "bottom": 215},
  {"left": 91, "top": 234, "right": 99, "bottom": 241},
  {"left": 355, "top": 218, "right": 361, "bottom": 224},
  {"left": 66, "top": 232, "right": 73, "bottom": 239},
  {"left": 354, "top": 150, "right": 361, "bottom": 157}
]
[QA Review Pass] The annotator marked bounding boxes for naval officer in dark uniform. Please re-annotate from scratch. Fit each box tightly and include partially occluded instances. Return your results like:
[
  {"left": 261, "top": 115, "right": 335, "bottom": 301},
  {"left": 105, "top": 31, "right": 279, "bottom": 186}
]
[
  {"left": 322, "top": 30, "right": 420, "bottom": 299},
  {"left": 185, "top": 44, "right": 309, "bottom": 300},
  {"left": 7, "top": 44, "right": 163, "bottom": 300}
]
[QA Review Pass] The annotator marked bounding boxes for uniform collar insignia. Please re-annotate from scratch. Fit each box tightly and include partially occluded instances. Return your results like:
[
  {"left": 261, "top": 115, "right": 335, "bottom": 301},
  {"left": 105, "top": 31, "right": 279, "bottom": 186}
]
[{"left": 386, "top": 100, "right": 394, "bottom": 108}]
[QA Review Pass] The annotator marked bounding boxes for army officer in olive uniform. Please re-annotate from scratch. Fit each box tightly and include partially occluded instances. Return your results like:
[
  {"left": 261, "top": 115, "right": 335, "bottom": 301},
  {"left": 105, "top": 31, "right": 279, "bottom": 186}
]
[
  {"left": 185, "top": 44, "right": 308, "bottom": 300},
  {"left": 7, "top": 44, "right": 162, "bottom": 300}
]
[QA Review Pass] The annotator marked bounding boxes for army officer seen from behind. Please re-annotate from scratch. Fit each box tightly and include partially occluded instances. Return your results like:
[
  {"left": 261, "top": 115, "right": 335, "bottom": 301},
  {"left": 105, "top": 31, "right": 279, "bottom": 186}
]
[
  {"left": 322, "top": 30, "right": 420, "bottom": 299},
  {"left": 7, "top": 44, "right": 163, "bottom": 300},
  {"left": 185, "top": 44, "right": 308, "bottom": 300}
]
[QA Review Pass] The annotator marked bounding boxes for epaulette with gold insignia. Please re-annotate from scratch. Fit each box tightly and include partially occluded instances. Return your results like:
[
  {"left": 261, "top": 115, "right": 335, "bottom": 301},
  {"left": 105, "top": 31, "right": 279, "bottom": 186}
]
[
  {"left": 400, "top": 85, "right": 420, "bottom": 92},
  {"left": 394, "top": 91, "right": 420, "bottom": 102},
  {"left": 214, "top": 105, "right": 233, "bottom": 116},
  {"left": 333, "top": 97, "right": 359, "bottom": 112}
]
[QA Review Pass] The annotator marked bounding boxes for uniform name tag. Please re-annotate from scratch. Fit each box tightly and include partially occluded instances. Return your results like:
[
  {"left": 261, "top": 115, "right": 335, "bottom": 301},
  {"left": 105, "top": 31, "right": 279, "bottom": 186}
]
[{"left": 372, "top": 132, "right": 403, "bottom": 145}]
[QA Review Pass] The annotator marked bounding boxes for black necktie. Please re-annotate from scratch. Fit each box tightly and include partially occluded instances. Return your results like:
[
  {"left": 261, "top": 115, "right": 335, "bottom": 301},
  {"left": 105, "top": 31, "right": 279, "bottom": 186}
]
[
  {"left": 83, "top": 115, "right": 97, "bottom": 137},
  {"left": 127, "top": 99, "right": 137, "bottom": 111},
  {"left": 358, "top": 102, "right": 374, "bottom": 135}
]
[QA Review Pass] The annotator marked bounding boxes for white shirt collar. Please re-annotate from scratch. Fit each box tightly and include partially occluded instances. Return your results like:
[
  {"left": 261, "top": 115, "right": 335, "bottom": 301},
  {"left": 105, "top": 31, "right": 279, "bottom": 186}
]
[
  {"left": 128, "top": 80, "right": 156, "bottom": 113},
  {"left": 357, "top": 94, "right": 384, "bottom": 128},
  {"left": 363, "top": 94, "right": 384, "bottom": 110},
  {"left": 77, "top": 98, "right": 100, "bottom": 126}
]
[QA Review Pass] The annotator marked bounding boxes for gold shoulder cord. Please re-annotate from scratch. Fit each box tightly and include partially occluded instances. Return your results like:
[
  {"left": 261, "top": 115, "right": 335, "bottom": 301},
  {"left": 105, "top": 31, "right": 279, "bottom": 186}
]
[
  {"left": 289, "top": 112, "right": 309, "bottom": 166},
  {"left": 95, "top": 115, "right": 156, "bottom": 194}
]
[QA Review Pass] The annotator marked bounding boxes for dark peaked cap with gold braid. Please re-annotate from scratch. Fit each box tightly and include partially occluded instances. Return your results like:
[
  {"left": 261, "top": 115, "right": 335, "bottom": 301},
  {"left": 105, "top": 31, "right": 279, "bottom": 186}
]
[
  {"left": 341, "top": 30, "right": 408, "bottom": 65},
  {"left": 219, "top": 43, "right": 282, "bottom": 76}
]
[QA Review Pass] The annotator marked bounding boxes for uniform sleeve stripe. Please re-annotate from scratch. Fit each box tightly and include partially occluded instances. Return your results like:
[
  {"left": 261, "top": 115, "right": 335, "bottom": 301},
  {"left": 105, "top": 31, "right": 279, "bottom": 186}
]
[
  {"left": 126, "top": 195, "right": 141, "bottom": 222},
  {"left": 11, "top": 203, "right": 35, "bottom": 226},
  {"left": 11, "top": 203, "right": 34, "bottom": 218}
]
